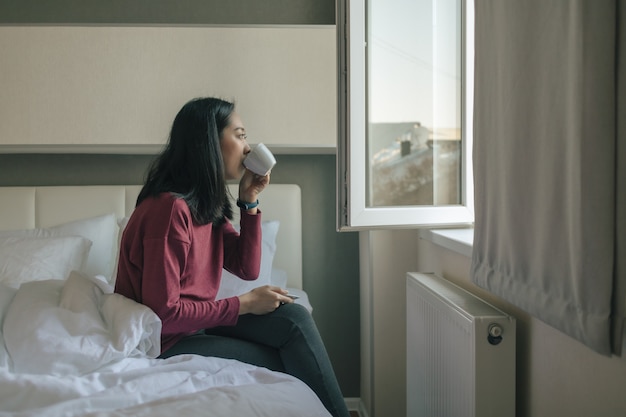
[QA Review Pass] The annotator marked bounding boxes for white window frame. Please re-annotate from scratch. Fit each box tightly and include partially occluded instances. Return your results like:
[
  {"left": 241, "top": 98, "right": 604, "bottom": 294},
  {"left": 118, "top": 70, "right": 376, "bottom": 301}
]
[{"left": 336, "top": 0, "right": 475, "bottom": 231}]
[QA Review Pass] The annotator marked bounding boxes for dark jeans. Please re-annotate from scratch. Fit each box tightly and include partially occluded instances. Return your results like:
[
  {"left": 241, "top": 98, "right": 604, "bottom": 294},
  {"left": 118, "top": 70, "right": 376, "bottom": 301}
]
[{"left": 159, "top": 303, "right": 350, "bottom": 417}]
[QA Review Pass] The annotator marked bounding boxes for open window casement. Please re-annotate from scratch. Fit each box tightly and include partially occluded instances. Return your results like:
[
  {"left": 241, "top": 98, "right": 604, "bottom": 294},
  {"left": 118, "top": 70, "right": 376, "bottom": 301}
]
[{"left": 337, "top": 0, "right": 474, "bottom": 230}]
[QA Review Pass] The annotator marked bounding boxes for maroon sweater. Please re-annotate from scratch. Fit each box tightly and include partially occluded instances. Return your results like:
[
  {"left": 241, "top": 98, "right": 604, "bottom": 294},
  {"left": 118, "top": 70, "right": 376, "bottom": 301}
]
[{"left": 114, "top": 193, "right": 262, "bottom": 353}]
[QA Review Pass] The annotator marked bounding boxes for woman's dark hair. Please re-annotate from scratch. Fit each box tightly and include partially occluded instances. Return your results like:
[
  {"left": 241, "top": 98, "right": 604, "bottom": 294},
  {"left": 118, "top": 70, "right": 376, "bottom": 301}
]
[{"left": 137, "top": 97, "right": 235, "bottom": 225}]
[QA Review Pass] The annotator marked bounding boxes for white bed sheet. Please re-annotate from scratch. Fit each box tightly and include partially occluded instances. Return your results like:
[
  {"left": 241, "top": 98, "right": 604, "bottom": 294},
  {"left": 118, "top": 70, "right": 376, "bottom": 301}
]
[{"left": 0, "top": 273, "right": 330, "bottom": 417}]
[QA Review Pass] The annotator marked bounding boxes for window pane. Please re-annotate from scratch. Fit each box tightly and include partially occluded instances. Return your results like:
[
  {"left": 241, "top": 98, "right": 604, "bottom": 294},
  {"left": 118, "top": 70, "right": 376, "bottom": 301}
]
[
  {"left": 336, "top": 0, "right": 473, "bottom": 229},
  {"left": 367, "top": 0, "right": 462, "bottom": 207}
]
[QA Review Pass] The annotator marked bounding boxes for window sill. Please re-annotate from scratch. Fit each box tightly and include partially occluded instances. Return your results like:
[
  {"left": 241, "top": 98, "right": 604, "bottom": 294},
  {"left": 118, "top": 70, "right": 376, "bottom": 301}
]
[{"left": 418, "top": 227, "right": 474, "bottom": 258}]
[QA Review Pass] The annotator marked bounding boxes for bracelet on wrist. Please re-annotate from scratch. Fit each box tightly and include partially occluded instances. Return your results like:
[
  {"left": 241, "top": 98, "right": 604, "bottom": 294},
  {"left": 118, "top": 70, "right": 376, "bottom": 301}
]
[{"left": 236, "top": 199, "right": 259, "bottom": 210}]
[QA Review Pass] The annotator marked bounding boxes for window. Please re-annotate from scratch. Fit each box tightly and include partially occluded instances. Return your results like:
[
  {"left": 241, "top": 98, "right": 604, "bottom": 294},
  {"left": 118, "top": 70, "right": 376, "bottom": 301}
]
[{"left": 337, "top": 0, "right": 474, "bottom": 230}]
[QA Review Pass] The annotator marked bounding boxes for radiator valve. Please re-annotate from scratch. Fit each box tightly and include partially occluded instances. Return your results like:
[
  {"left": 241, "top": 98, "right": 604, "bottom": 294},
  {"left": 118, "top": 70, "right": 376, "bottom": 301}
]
[{"left": 487, "top": 323, "right": 503, "bottom": 345}]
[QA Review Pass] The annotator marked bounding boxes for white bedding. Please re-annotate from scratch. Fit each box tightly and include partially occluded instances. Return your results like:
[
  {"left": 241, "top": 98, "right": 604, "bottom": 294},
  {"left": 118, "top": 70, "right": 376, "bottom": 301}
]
[{"left": 0, "top": 273, "right": 330, "bottom": 417}]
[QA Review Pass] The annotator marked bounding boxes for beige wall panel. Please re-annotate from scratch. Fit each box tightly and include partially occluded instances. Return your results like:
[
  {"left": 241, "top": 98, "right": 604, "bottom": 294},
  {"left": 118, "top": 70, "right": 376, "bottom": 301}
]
[{"left": 0, "top": 26, "right": 336, "bottom": 148}]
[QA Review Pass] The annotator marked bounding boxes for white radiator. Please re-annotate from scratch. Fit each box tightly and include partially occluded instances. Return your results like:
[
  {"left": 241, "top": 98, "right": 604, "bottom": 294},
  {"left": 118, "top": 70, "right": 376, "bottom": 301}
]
[{"left": 406, "top": 272, "right": 516, "bottom": 417}]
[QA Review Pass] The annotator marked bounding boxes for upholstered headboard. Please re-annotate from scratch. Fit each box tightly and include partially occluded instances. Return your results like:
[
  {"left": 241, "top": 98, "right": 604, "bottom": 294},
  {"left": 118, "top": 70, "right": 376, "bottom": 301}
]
[{"left": 0, "top": 184, "right": 302, "bottom": 289}]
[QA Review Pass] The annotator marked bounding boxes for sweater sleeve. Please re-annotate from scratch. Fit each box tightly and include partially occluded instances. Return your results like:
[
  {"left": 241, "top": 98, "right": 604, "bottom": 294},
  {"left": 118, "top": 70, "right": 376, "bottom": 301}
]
[{"left": 222, "top": 209, "right": 263, "bottom": 281}]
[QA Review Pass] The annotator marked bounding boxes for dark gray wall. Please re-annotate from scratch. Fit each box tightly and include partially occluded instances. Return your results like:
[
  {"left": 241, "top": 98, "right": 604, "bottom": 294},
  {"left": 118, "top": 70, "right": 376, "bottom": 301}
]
[
  {"left": 0, "top": 0, "right": 360, "bottom": 398},
  {"left": 0, "top": 0, "right": 335, "bottom": 25}
]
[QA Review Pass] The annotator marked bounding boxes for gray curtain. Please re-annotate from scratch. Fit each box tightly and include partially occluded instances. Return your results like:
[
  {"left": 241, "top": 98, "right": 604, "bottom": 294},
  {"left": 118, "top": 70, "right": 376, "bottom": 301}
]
[{"left": 471, "top": 0, "right": 624, "bottom": 355}]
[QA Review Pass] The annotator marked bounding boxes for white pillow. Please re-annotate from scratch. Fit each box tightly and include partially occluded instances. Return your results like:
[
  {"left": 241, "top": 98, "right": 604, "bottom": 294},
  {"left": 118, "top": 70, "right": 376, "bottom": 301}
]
[
  {"left": 109, "top": 215, "right": 131, "bottom": 285},
  {"left": 0, "top": 213, "right": 118, "bottom": 282},
  {"left": 0, "top": 235, "right": 92, "bottom": 289},
  {"left": 270, "top": 267, "right": 288, "bottom": 289},
  {"left": 0, "top": 283, "right": 18, "bottom": 369},
  {"left": 216, "top": 220, "right": 279, "bottom": 300},
  {"left": 270, "top": 268, "right": 313, "bottom": 313}
]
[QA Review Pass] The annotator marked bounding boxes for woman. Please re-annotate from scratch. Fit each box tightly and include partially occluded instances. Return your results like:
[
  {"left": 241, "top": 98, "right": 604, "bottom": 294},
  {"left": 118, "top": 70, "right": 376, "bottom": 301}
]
[{"left": 114, "top": 97, "right": 349, "bottom": 417}]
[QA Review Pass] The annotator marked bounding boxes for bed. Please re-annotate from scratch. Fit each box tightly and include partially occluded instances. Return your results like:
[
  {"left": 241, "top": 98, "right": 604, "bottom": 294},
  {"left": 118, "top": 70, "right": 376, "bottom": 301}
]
[{"left": 0, "top": 184, "right": 330, "bottom": 417}]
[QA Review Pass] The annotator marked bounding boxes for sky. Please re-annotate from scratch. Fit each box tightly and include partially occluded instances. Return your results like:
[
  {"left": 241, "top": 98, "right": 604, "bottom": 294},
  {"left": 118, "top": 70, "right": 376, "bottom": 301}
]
[{"left": 368, "top": 0, "right": 461, "bottom": 128}]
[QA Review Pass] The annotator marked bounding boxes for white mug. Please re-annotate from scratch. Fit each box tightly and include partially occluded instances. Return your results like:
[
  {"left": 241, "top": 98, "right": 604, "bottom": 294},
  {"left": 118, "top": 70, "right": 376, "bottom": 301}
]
[{"left": 243, "top": 143, "right": 276, "bottom": 176}]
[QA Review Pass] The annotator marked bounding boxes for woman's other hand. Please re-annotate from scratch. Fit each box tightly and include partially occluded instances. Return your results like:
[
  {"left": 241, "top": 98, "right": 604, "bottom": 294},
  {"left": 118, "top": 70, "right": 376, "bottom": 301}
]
[{"left": 238, "top": 285, "right": 293, "bottom": 315}]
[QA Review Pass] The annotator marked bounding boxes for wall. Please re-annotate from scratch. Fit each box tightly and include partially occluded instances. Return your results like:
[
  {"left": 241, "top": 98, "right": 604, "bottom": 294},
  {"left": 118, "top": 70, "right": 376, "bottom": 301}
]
[
  {"left": 0, "top": 0, "right": 335, "bottom": 150},
  {"left": 359, "top": 230, "right": 417, "bottom": 417},
  {"left": 0, "top": 26, "right": 335, "bottom": 149},
  {"left": 0, "top": 0, "right": 335, "bottom": 25},
  {"left": 363, "top": 229, "right": 626, "bottom": 417}
]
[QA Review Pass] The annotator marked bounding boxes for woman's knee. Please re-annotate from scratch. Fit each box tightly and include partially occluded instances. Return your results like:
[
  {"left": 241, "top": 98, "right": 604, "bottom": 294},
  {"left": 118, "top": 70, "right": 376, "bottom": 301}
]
[
  {"left": 276, "top": 302, "right": 313, "bottom": 324},
  {"left": 274, "top": 303, "right": 322, "bottom": 340}
]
